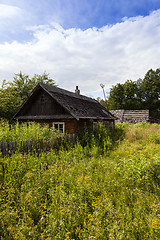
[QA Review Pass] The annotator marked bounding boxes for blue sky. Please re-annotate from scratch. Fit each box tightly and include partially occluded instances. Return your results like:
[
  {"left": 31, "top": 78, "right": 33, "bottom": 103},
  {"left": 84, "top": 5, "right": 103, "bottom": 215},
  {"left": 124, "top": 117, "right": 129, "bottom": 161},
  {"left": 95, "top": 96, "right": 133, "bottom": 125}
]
[
  {"left": 0, "top": 0, "right": 160, "bottom": 98},
  {"left": 1, "top": 0, "right": 160, "bottom": 42}
]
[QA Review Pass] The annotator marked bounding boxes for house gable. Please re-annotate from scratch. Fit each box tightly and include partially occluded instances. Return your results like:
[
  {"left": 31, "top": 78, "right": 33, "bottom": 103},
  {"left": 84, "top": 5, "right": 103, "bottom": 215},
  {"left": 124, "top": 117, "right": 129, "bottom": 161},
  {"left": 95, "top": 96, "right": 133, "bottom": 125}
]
[{"left": 15, "top": 87, "right": 72, "bottom": 120}]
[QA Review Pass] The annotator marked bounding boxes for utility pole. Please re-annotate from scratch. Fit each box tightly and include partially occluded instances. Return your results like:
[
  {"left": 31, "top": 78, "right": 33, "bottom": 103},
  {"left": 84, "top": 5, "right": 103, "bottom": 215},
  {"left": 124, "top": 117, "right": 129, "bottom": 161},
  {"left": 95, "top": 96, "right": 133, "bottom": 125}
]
[{"left": 100, "top": 83, "right": 106, "bottom": 101}]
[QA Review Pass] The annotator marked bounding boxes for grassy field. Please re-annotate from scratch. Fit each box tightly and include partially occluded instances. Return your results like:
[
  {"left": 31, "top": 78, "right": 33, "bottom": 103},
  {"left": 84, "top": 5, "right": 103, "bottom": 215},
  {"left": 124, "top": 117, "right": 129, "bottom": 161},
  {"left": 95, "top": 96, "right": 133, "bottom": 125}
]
[{"left": 0, "top": 122, "right": 160, "bottom": 239}]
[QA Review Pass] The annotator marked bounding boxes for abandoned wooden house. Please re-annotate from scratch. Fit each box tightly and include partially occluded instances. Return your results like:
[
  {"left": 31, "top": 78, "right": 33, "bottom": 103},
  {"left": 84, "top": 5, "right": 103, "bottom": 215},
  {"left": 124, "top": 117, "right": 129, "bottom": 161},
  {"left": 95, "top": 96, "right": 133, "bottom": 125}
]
[
  {"left": 110, "top": 110, "right": 160, "bottom": 124},
  {"left": 13, "top": 83, "right": 115, "bottom": 134}
]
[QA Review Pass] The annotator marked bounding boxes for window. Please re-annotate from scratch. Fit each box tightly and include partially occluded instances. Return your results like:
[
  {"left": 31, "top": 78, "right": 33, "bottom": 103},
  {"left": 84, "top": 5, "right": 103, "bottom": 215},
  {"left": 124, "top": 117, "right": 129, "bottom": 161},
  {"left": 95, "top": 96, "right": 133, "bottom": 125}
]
[
  {"left": 53, "top": 122, "right": 65, "bottom": 133},
  {"left": 93, "top": 122, "right": 98, "bottom": 130}
]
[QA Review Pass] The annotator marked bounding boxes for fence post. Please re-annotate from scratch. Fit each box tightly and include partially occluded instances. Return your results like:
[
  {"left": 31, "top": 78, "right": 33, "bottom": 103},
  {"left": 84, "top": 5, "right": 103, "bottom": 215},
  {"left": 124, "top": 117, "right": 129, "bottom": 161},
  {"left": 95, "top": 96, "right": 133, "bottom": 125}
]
[
  {"left": 0, "top": 134, "right": 77, "bottom": 157},
  {"left": 2, "top": 142, "right": 5, "bottom": 157},
  {"left": 15, "top": 141, "right": 17, "bottom": 153}
]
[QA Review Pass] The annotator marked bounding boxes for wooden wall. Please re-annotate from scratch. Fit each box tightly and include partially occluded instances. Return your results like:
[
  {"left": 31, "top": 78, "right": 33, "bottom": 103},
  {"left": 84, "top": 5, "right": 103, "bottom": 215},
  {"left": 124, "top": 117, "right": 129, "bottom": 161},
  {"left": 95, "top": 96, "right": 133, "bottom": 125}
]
[
  {"left": 110, "top": 110, "right": 150, "bottom": 123},
  {"left": 76, "top": 119, "right": 114, "bottom": 131},
  {"left": 20, "top": 89, "right": 68, "bottom": 117},
  {"left": 65, "top": 121, "right": 76, "bottom": 134}
]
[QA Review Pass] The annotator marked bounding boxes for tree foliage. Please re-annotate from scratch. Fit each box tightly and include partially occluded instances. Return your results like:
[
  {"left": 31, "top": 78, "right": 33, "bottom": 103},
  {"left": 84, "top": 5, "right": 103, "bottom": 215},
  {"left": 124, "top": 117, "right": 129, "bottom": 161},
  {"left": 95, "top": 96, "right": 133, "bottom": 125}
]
[
  {"left": 107, "top": 68, "right": 160, "bottom": 119},
  {"left": 0, "top": 72, "right": 56, "bottom": 119},
  {"left": 108, "top": 80, "right": 140, "bottom": 110}
]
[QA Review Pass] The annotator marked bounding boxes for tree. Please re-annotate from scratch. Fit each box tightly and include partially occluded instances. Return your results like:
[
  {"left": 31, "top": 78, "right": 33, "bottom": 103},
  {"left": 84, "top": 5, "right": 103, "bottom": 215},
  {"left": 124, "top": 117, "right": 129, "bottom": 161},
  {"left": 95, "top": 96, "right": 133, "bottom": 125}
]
[
  {"left": 0, "top": 72, "right": 56, "bottom": 119},
  {"left": 107, "top": 80, "right": 139, "bottom": 110},
  {"left": 106, "top": 68, "right": 160, "bottom": 119},
  {"left": 10, "top": 71, "right": 56, "bottom": 101},
  {"left": 107, "top": 83, "right": 125, "bottom": 109},
  {"left": 0, "top": 86, "right": 20, "bottom": 119},
  {"left": 140, "top": 69, "right": 160, "bottom": 117},
  {"left": 97, "top": 97, "right": 108, "bottom": 108}
]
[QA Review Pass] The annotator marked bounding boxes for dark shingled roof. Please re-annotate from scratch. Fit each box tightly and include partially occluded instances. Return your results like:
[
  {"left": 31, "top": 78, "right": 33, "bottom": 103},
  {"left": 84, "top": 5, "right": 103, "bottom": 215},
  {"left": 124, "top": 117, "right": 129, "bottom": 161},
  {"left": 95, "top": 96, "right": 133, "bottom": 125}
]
[
  {"left": 13, "top": 83, "right": 115, "bottom": 121},
  {"left": 40, "top": 83, "right": 115, "bottom": 120}
]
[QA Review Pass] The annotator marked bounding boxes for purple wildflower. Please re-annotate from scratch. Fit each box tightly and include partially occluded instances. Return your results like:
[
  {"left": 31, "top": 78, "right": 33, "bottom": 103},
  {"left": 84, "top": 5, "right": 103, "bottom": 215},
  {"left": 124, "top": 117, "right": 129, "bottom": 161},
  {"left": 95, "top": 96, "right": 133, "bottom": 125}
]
[{"left": 41, "top": 216, "right": 44, "bottom": 221}]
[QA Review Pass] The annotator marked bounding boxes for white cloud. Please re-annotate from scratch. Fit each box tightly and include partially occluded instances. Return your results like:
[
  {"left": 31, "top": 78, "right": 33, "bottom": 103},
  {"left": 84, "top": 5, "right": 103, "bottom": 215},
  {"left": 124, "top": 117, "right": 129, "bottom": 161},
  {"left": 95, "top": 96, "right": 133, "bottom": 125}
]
[
  {"left": 0, "top": 3, "right": 33, "bottom": 42},
  {"left": 0, "top": 9, "right": 160, "bottom": 98},
  {"left": 0, "top": 4, "right": 21, "bottom": 19}
]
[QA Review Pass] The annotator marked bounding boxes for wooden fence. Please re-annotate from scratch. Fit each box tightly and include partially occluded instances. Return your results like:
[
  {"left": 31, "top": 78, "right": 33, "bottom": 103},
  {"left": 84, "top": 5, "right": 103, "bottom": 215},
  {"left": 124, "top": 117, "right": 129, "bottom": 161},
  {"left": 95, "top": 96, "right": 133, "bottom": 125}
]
[{"left": 0, "top": 134, "right": 76, "bottom": 157}]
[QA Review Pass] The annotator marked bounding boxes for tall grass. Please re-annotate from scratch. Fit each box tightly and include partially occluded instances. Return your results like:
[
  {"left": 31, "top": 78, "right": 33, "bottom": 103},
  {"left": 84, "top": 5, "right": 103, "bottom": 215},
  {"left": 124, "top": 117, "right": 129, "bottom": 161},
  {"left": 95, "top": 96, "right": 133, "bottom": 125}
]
[
  {"left": 122, "top": 122, "right": 160, "bottom": 144},
  {"left": 0, "top": 122, "right": 160, "bottom": 239},
  {"left": 0, "top": 119, "right": 62, "bottom": 143}
]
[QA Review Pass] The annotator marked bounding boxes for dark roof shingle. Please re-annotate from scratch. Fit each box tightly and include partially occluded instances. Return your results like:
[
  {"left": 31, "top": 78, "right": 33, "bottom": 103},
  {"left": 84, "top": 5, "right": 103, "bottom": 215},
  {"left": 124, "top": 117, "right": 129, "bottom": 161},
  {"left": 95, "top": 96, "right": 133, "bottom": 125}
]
[{"left": 40, "top": 83, "right": 115, "bottom": 120}]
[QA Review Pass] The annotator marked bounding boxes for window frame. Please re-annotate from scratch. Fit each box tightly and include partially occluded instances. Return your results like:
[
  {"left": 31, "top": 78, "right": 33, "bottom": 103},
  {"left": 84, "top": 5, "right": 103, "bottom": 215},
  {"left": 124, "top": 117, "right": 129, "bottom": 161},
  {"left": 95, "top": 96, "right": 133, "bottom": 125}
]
[
  {"left": 53, "top": 122, "right": 65, "bottom": 133},
  {"left": 93, "top": 121, "right": 98, "bottom": 130}
]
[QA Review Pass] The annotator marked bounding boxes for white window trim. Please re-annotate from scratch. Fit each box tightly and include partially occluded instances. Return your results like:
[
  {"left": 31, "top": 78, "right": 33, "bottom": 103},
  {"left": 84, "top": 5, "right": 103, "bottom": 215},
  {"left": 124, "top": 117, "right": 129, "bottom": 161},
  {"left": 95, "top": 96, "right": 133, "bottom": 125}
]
[
  {"left": 53, "top": 122, "right": 65, "bottom": 133},
  {"left": 93, "top": 121, "right": 98, "bottom": 130}
]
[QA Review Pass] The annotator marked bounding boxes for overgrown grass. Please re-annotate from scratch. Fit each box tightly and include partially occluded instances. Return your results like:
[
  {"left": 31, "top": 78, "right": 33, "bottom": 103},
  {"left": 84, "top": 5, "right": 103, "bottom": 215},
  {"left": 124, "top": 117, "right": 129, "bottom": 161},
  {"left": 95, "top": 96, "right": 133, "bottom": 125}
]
[
  {"left": 0, "top": 123, "right": 160, "bottom": 239},
  {"left": 0, "top": 119, "right": 62, "bottom": 143}
]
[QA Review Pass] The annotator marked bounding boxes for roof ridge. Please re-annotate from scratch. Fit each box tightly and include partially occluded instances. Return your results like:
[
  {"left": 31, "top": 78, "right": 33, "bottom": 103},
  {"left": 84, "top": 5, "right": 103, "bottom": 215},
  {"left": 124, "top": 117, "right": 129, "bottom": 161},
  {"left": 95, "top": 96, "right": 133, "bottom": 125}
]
[{"left": 40, "top": 83, "right": 96, "bottom": 102}]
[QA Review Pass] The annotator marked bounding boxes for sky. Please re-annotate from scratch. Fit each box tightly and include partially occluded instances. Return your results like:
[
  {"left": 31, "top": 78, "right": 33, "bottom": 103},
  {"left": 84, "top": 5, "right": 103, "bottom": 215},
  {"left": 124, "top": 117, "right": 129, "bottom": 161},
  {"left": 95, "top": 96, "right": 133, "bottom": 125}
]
[{"left": 0, "top": 0, "right": 160, "bottom": 99}]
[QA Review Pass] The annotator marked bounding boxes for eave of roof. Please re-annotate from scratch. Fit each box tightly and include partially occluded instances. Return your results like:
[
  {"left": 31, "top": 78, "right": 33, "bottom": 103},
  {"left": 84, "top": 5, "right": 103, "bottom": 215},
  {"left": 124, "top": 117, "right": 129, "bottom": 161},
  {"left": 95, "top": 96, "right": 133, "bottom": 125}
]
[
  {"left": 16, "top": 115, "right": 73, "bottom": 120},
  {"left": 13, "top": 83, "right": 115, "bottom": 121}
]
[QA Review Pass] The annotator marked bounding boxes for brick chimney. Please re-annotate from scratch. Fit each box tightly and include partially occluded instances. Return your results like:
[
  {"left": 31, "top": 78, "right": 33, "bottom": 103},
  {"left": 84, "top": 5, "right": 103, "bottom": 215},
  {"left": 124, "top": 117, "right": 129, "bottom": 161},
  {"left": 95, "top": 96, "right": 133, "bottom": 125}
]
[{"left": 75, "top": 86, "right": 80, "bottom": 95}]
